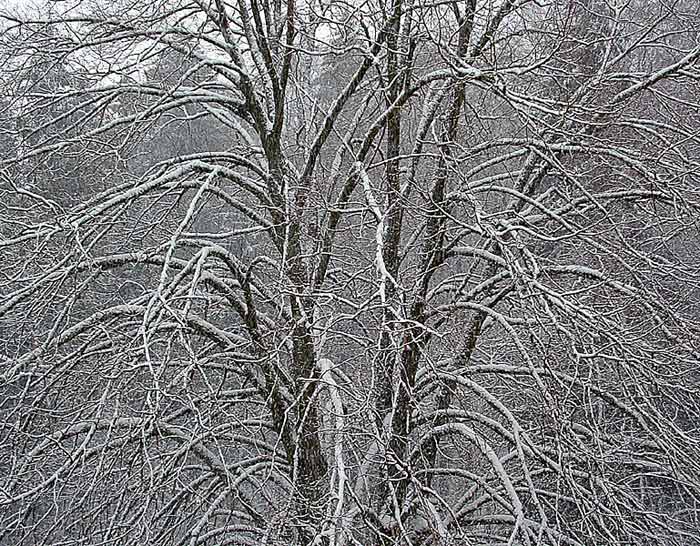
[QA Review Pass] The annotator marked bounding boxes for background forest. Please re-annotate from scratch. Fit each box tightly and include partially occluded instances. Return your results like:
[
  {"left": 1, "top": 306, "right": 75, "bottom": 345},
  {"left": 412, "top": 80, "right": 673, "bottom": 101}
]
[{"left": 2, "top": 0, "right": 700, "bottom": 544}]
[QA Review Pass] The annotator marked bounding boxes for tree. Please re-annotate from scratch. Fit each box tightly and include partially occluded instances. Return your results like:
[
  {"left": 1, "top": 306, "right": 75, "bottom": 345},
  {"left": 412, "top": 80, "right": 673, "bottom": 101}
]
[{"left": 2, "top": 0, "right": 700, "bottom": 544}]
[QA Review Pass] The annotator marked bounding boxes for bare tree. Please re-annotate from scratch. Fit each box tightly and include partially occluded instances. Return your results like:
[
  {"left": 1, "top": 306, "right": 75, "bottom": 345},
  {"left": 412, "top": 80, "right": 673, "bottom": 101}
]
[{"left": 2, "top": 0, "right": 700, "bottom": 544}]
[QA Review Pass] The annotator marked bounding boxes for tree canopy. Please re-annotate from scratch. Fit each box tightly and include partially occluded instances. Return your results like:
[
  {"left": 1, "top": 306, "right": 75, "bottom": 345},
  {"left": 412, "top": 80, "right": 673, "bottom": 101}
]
[{"left": 2, "top": 0, "right": 700, "bottom": 544}]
